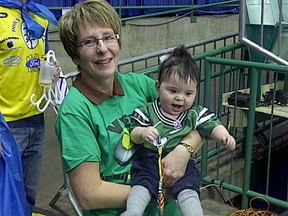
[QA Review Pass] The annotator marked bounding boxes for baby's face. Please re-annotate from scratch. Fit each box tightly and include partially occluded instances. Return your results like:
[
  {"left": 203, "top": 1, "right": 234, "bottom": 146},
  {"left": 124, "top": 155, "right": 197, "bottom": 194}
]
[{"left": 158, "top": 76, "right": 197, "bottom": 119}]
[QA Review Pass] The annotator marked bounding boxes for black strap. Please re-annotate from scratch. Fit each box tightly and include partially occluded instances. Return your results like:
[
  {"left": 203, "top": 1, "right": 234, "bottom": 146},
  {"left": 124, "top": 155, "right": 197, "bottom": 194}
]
[{"left": 101, "top": 172, "right": 131, "bottom": 183}]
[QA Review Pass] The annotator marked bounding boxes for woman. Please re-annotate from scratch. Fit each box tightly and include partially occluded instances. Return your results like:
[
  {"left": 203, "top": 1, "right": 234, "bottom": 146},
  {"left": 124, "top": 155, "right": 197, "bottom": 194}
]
[{"left": 55, "top": 0, "right": 204, "bottom": 215}]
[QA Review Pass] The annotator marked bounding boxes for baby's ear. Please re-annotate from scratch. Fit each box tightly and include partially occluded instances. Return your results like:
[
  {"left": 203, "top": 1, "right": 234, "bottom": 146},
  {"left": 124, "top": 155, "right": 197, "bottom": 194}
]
[{"left": 155, "top": 80, "right": 160, "bottom": 91}]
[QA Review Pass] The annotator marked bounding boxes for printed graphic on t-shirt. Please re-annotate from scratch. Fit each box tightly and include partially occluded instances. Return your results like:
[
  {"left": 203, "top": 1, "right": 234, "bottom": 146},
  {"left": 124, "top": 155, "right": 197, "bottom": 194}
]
[{"left": 22, "top": 22, "right": 39, "bottom": 49}]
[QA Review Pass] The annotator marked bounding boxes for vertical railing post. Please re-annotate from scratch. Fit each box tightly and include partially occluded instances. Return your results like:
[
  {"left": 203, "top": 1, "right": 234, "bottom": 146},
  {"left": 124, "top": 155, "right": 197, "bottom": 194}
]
[
  {"left": 284, "top": 73, "right": 288, "bottom": 93},
  {"left": 201, "top": 58, "right": 212, "bottom": 178},
  {"left": 241, "top": 67, "right": 258, "bottom": 208}
]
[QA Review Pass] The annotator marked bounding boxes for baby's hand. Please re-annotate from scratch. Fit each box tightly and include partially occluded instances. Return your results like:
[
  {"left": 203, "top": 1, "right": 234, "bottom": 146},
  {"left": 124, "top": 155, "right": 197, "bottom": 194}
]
[
  {"left": 142, "top": 127, "right": 159, "bottom": 144},
  {"left": 221, "top": 135, "right": 236, "bottom": 151}
]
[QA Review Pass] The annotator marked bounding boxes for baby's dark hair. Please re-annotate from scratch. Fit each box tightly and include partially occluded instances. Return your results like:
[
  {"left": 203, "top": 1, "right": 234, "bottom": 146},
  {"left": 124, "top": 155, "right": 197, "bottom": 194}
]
[{"left": 158, "top": 45, "right": 200, "bottom": 85}]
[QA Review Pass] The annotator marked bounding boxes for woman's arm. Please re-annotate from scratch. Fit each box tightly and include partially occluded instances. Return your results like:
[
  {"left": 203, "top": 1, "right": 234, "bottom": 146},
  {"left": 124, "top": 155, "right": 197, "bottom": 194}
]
[
  {"left": 68, "top": 161, "right": 130, "bottom": 210},
  {"left": 161, "top": 130, "right": 204, "bottom": 186},
  {"left": 180, "top": 129, "right": 205, "bottom": 153}
]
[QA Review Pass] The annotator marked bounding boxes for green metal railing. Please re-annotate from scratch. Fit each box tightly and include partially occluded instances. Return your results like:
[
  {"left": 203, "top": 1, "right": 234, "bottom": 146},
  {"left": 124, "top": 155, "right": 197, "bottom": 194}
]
[
  {"left": 41, "top": 0, "right": 239, "bottom": 22},
  {"left": 202, "top": 57, "right": 288, "bottom": 211},
  {"left": 118, "top": 32, "right": 240, "bottom": 73},
  {"left": 44, "top": 0, "right": 239, "bottom": 33}
]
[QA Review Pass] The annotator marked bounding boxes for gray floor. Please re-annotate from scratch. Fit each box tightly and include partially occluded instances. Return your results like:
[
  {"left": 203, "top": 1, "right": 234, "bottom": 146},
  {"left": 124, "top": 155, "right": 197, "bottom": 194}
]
[{"left": 35, "top": 107, "right": 236, "bottom": 216}]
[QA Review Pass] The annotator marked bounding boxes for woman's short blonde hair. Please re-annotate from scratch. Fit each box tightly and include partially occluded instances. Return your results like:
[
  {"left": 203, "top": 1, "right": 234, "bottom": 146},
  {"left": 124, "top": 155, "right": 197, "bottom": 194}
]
[{"left": 58, "top": 0, "right": 121, "bottom": 60}]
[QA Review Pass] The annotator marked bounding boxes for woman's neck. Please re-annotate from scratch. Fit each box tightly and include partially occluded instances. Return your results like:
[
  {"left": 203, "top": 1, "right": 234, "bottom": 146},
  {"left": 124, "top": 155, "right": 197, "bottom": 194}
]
[{"left": 82, "top": 73, "right": 115, "bottom": 95}]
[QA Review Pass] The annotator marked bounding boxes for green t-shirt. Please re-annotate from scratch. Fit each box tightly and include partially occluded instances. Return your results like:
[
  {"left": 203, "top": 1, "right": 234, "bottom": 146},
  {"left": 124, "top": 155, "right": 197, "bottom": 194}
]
[{"left": 55, "top": 72, "right": 181, "bottom": 216}]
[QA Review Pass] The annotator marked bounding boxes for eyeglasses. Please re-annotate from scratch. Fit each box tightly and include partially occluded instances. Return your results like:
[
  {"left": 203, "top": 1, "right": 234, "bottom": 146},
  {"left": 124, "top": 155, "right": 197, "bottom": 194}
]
[{"left": 77, "top": 34, "right": 120, "bottom": 49}]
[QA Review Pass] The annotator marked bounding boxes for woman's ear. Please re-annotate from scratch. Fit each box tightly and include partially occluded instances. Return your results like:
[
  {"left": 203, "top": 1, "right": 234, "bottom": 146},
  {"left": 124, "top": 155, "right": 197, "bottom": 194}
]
[
  {"left": 72, "top": 58, "right": 81, "bottom": 72},
  {"left": 72, "top": 58, "right": 79, "bottom": 66}
]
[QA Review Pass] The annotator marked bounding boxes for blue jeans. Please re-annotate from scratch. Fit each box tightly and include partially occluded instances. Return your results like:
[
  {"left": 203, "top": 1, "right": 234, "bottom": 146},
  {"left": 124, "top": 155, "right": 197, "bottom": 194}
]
[{"left": 9, "top": 124, "right": 45, "bottom": 208}]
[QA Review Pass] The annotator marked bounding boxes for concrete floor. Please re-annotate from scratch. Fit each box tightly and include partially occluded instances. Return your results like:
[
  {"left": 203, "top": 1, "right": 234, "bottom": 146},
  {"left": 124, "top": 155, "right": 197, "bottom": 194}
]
[{"left": 36, "top": 107, "right": 237, "bottom": 216}]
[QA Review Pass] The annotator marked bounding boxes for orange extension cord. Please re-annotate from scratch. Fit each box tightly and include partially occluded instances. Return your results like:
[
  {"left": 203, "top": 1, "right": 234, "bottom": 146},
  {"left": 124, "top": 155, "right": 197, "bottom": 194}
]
[{"left": 229, "top": 197, "right": 279, "bottom": 216}]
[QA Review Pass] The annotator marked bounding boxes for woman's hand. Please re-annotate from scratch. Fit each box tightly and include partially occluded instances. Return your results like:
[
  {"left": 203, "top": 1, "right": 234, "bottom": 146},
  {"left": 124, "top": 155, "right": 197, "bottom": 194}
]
[
  {"left": 161, "top": 144, "right": 190, "bottom": 188},
  {"left": 162, "top": 130, "right": 204, "bottom": 188}
]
